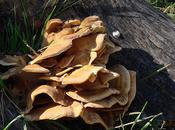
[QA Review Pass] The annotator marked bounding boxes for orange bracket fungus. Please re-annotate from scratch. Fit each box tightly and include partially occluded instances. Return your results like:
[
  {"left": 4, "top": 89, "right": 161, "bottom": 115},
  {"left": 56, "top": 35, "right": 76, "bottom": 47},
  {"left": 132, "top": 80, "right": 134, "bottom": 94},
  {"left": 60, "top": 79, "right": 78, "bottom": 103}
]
[{"left": 0, "top": 16, "right": 136, "bottom": 130}]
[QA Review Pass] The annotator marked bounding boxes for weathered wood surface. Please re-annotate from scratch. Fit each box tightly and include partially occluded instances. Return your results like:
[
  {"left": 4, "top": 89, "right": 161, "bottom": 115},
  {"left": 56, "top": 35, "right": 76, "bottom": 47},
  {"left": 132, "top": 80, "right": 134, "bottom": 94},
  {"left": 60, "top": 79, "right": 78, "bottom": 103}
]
[{"left": 57, "top": 0, "right": 175, "bottom": 120}]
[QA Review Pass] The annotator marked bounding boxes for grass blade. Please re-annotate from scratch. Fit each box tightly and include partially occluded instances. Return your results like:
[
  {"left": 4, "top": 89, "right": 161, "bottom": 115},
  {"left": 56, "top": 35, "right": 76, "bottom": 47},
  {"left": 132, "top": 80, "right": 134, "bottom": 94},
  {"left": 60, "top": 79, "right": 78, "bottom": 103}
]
[
  {"left": 141, "top": 113, "right": 162, "bottom": 130},
  {"left": 131, "top": 102, "right": 148, "bottom": 130},
  {"left": 0, "top": 80, "right": 5, "bottom": 90},
  {"left": 0, "top": 91, "right": 5, "bottom": 127},
  {"left": 114, "top": 113, "right": 163, "bottom": 129},
  {"left": 23, "top": 122, "right": 28, "bottom": 130},
  {"left": 3, "top": 115, "right": 24, "bottom": 130},
  {"left": 119, "top": 115, "right": 125, "bottom": 130}
]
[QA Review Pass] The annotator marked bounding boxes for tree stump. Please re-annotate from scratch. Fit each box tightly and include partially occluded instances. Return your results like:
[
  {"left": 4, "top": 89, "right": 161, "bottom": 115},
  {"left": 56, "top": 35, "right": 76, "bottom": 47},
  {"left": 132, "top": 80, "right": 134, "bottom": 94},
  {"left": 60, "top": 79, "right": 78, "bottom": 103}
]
[{"left": 57, "top": 0, "right": 175, "bottom": 120}]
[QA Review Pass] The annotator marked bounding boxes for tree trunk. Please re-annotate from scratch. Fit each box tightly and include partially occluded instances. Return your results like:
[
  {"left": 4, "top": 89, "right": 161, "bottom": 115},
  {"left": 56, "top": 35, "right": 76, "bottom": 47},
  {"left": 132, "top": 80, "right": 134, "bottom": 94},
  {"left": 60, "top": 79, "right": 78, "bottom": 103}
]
[{"left": 58, "top": 0, "right": 175, "bottom": 120}]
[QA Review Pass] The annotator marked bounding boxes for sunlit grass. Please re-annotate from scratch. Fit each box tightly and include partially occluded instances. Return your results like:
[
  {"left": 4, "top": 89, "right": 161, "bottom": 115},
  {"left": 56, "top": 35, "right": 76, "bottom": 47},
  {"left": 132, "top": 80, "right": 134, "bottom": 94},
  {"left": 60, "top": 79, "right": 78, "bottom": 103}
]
[
  {"left": 113, "top": 102, "right": 163, "bottom": 130},
  {"left": 146, "top": 0, "right": 175, "bottom": 21},
  {"left": 147, "top": 0, "right": 174, "bottom": 7}
]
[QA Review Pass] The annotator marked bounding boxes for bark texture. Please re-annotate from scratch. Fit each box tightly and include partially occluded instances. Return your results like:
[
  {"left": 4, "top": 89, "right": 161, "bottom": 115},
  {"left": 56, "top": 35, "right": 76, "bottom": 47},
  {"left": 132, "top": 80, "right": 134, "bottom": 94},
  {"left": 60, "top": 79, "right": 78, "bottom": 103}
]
[{"left": 57, "top": 0, "right": 175, "bottom": 120}]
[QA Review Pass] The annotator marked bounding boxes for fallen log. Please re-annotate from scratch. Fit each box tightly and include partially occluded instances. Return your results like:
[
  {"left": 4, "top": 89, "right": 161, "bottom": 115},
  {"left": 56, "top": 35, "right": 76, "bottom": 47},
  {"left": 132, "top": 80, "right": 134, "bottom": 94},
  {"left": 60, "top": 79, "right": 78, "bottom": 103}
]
[{"left": 57, "top": 0, "right": 175, "bottom": 120}]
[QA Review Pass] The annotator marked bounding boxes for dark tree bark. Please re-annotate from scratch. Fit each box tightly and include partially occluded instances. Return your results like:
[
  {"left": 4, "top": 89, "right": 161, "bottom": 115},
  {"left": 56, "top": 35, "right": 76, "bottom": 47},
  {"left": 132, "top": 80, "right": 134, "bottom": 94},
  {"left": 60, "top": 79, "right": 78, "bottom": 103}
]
[{"left": 58, "top": 0, "right": 175, "bottom": 120}]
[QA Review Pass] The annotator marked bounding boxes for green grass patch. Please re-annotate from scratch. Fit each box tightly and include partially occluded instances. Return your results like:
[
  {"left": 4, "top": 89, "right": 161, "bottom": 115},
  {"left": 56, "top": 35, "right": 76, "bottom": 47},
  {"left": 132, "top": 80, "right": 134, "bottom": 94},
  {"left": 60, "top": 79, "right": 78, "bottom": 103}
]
[
  {"left": 147, "top": 0, "right": 175, "bottom": 22},
  {"left": 0, "top": 0, "right": 80, "bottom": 54},
  {"left": 146, "top": 0, "right": 174, "bottom": 8}
]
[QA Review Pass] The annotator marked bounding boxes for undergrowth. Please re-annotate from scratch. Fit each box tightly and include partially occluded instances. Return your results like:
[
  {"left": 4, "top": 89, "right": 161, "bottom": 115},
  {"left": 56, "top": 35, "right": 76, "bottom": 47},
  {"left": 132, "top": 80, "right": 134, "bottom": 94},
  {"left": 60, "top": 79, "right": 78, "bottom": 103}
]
[
  {"left": 0, "top": 0, "right": 80, "bottom": 54},
  {"left": 147, "top": 0, "right": 175, "bottom": 21}
]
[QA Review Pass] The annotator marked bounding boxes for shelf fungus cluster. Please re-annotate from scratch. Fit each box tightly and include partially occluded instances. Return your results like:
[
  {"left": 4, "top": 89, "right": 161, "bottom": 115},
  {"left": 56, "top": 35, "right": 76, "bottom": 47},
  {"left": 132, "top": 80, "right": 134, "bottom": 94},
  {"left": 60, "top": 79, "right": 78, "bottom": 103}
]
[{"left": 0, "top": 16, "right": 136, "bottom": 130}]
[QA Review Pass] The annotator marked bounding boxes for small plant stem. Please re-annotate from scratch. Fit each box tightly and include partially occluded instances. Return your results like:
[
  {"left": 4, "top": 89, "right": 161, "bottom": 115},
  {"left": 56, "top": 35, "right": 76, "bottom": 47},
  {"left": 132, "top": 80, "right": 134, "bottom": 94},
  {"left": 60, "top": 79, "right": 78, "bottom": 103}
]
[
  {"left": 0, "top": 92, "right": 5, "bottom": 127},
  {"left": 3, "top": 114, "right": 24, "bottom": 130},
  {"left": 114, "top": 113, "right": 163, "bottom": 129},
  {"left": 23, "top": 41, "right": 38, "bottom": 56},
  {"left": 160, "top": 121, "right": 166, "bottom": 129},
  {"left": 3, "top": 89, "right": 21, "bottom": 112},
  {"left": 141, "top": 63, "right": 171, "bottom": 81},
  {"left": 37, "top": 46, "right": 48, "bottom": 52},
  {"left": 131, "top": 102, "right": 148, "bottom": 130}
]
